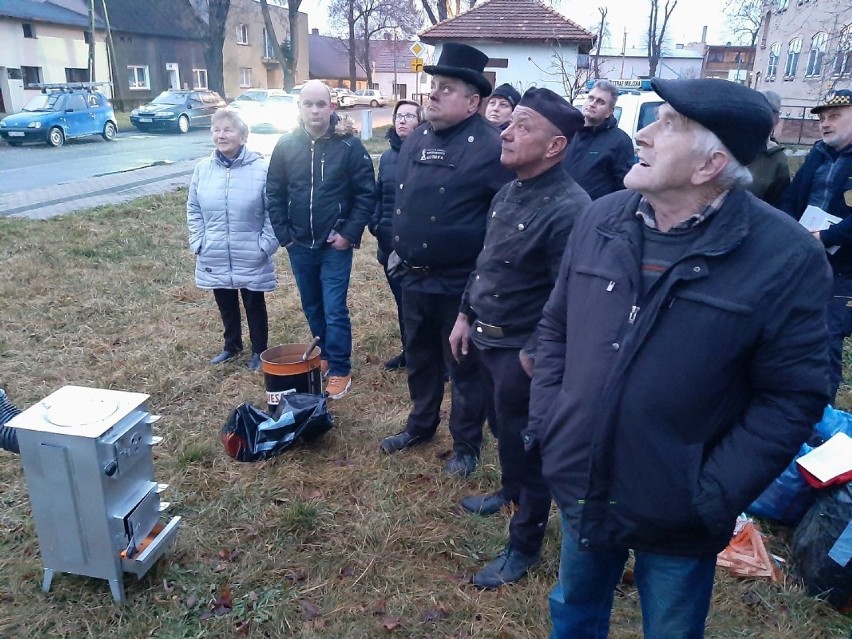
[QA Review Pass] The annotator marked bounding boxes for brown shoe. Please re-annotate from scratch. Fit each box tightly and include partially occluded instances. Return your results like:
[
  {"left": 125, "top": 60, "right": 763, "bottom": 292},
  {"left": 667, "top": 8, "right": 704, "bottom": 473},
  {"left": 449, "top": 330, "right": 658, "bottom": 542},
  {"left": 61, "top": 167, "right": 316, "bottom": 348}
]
[{"left": 326, "top": 375, "right": 351, "bottom": 399}]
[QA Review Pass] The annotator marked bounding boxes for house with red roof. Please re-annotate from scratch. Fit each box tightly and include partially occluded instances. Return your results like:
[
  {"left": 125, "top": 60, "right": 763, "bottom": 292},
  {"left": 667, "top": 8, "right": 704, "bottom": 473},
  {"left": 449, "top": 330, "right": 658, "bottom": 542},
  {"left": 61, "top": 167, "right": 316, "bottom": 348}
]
[{"left": 418, "top": 0, "right": 594, "bottom": 98}]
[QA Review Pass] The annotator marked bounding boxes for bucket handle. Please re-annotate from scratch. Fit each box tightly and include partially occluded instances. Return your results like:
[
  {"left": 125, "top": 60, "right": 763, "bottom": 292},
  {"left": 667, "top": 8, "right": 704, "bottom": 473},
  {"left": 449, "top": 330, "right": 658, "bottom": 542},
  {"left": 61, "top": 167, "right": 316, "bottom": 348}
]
[{"left": 302, "top": 336, "right": 321, "bottom": 362}]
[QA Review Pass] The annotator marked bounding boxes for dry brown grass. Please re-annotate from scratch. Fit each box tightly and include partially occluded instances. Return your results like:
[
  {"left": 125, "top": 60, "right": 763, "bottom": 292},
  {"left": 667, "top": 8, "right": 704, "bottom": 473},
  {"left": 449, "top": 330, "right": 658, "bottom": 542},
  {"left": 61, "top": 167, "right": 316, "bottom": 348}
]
[{"left": 0, "top": 192, "right": 849, "bottom": 638}]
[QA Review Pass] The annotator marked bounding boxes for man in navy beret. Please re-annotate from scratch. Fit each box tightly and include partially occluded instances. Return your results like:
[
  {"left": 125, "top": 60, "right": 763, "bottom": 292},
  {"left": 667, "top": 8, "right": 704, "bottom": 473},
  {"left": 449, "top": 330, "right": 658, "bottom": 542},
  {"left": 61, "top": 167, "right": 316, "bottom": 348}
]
[
  {"left": 780, "top": 89, "right": 852, "bottom": 400},
  {"left": 450, "top": 88, "right": 588, "bottom": 588},
  {"left": 528, "top": 78, "right": 832, "bottom": 637}
]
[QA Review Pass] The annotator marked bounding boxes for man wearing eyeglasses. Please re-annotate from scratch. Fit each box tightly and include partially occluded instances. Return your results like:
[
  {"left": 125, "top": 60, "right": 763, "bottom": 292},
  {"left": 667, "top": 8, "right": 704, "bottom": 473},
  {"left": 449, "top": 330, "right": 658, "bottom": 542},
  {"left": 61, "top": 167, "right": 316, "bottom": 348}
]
[
  {"left": 267, "top": 80, "right": 376, "bottom": 400},
  {"left": 379, "top": 43, "right": 514, "bottom": 478}
]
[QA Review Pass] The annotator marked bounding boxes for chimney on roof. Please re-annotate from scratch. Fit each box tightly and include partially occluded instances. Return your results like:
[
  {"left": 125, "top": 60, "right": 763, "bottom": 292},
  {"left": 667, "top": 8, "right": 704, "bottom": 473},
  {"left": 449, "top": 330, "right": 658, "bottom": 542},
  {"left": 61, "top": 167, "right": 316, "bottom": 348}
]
[
  {"left": 312, "top": 28, "right": 319, "bottom": 35},
  {"left": 701, "top": 26, "right": 707, "bottom": 44}
]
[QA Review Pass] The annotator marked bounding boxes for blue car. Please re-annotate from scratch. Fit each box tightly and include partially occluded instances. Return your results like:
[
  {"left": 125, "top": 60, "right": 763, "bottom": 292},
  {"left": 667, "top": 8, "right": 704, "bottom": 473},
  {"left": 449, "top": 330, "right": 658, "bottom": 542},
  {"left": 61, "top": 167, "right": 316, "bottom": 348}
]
[
  {"left": 0, "top": 84, "right": 117, "bottom": 147},
  {"left": 130, "top": 89, "right": 226, "bottom": 134}
]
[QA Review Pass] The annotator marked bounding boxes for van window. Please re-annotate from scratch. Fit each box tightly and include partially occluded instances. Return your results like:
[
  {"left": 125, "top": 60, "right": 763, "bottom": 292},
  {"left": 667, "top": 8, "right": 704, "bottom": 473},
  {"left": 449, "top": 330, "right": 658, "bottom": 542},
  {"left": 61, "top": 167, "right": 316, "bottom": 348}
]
[
  {"left": 637, "top": 102, "right": 663, "bottom": 132},
  {"left": 612, "top": 106, "right": 623, "bottom": 123}
]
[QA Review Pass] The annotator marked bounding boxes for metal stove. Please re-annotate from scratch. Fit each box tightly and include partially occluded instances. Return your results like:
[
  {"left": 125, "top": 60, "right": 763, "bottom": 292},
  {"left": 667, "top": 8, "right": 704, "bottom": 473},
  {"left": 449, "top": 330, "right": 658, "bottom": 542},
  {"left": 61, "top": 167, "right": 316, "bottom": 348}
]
[{"left": 9, "top": 385, "right": 181, "bottom": 602}]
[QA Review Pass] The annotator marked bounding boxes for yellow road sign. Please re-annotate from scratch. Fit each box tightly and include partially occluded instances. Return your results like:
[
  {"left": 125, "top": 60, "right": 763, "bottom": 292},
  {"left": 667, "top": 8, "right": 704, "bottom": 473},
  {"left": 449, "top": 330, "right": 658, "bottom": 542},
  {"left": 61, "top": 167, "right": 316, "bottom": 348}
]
[
  {"left": 409, "top": 42, "right": 426, "bottom": 57},
  {"left": 410, "top": 58, "right": 423, "bottom": 72}
]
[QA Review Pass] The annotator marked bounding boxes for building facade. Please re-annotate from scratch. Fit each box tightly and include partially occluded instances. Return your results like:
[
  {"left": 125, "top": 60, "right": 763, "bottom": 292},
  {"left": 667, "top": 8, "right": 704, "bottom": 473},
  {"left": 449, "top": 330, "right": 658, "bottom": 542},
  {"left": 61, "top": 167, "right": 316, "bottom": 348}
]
[
  {"left": 753, "top": 0, "right": 851, "bottom": 110},
  {"left": 0, "top": 0, "right": 110, "bottom": 113}
]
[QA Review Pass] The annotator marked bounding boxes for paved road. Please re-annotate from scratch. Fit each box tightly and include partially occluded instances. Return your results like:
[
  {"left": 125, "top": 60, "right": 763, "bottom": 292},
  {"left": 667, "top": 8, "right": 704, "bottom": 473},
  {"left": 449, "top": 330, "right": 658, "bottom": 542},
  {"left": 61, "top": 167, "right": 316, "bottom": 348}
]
[{"left": 0, "top": 106, "right": 393, "bottom": 219}]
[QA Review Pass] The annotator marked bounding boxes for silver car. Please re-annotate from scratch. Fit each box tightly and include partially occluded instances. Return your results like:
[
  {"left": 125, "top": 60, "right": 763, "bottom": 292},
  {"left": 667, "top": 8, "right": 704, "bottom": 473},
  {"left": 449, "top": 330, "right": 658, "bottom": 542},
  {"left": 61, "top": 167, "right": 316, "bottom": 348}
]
[{"left": 352, "top": 89, "right": 388, "bottom": 107}]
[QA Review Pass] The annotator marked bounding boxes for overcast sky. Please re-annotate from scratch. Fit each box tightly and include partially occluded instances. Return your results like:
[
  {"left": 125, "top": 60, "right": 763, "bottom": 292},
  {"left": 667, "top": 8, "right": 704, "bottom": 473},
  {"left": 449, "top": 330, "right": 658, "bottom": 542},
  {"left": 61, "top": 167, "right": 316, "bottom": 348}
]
[{"left": 300, "top": 0, "right": 736, "bottom": 50}]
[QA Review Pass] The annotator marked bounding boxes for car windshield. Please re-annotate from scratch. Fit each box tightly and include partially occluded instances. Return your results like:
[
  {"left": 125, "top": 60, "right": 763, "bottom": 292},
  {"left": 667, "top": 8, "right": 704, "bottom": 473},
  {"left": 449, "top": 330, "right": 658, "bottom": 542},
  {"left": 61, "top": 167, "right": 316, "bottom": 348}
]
[
  {"left": 22, "top": 93, "right": 63, "bottom": 112},
  {"left": 267, "top": 95, "right": 295, "bottom": 106},
  {"left": 234, "top": 91, "right": 266, "bottom": 103},
  {"left": 151, "top": 93, "right": 186, "bottom": 106}
]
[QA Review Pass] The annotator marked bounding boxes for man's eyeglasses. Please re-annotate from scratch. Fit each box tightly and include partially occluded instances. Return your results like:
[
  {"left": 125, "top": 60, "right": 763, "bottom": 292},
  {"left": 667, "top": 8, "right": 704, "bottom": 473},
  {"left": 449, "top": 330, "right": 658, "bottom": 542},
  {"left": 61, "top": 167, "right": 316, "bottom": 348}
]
[
  {"left": 395, "top": 113, "right": 418, "bottom": 123},
  {"left": 301, "top": 100, "right": 328, "bottom": 109}
]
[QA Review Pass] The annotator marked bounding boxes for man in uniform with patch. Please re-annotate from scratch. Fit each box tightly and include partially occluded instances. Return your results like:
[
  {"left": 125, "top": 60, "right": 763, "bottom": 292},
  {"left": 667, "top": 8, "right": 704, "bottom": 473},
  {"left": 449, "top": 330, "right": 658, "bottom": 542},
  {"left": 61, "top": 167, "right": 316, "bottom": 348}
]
[
  {"left": 781, "top": 89, "right": 852, "bottom": 398},
  {"left": 379, "top": 43, "right": 514, "bottom": 477}
]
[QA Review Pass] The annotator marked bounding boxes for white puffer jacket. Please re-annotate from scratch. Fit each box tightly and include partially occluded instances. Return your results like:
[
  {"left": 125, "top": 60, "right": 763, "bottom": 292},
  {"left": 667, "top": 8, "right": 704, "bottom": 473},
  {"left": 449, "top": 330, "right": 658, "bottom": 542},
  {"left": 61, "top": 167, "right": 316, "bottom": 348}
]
[{"left": 187, "top": 147, "right": 279, "bottom": 291}]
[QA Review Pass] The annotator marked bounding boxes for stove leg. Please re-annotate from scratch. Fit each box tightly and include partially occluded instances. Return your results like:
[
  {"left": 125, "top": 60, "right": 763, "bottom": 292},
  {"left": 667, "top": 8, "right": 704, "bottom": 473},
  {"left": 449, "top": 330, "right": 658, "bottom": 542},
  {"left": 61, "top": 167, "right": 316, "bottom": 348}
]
[
  {"left": 41, "top": 568, "right": 55, "bottom": 593},
  {"left": 109, "top": 578, "right": 125, "bottom": 602}
]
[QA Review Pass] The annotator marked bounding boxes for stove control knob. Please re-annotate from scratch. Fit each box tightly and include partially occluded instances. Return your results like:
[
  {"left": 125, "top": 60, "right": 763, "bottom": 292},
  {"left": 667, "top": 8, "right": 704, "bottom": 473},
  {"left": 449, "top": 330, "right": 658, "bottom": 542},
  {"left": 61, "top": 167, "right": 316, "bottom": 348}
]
[{"left": 103, "top": 460, "right": 118, "bottom": 477}]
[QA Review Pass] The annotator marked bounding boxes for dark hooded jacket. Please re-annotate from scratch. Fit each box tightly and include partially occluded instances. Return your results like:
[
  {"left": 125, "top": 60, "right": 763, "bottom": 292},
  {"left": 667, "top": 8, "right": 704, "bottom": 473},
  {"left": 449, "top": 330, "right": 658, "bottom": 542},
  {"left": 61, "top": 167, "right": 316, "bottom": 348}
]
[
  {"left": 562, "top": 114, "right": 634, "bottom": 200},
  {"left": 266, "top": 113, "right": 376, "bottom": 249},
  {"left": 528, "top": 188, "right": 831, "bottom": 556},
  {"left": 746, "top": 140, "right": 790, "bottom": 207},
  {"left": 371, "top": 127, "right": 403, "bottom": 265}
]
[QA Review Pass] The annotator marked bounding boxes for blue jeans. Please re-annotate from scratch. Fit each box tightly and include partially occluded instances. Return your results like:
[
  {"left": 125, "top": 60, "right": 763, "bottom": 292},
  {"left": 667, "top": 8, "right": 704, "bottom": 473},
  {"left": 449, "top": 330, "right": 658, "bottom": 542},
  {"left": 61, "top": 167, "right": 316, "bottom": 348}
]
[
  {"left": 286, "top": 244, "right": 353, "bottom": 376},
  {"left": 827, "top": 275, "right": 852, "bottom": 399},
  {"left": 549, "top": 514, "right": 716, "bottom": 639}
]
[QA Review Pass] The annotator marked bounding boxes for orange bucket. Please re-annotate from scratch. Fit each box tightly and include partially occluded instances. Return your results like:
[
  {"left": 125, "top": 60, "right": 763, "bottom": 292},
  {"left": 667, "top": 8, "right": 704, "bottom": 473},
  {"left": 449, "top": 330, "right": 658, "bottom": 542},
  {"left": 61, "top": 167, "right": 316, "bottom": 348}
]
[{"left": 260, "top": 344, "right": 323, "bottom": 411}]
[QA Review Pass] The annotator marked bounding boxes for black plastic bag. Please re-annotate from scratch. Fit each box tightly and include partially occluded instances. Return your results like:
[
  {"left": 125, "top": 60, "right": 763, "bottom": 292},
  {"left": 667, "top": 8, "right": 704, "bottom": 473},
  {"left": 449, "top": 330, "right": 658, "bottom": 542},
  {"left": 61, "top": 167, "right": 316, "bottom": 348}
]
[
  {"left": 792, "top": 483, "right": 852, "bottom": 612},
  {"left": 220, "top": 394, "right": 334, "bottom": 462}
]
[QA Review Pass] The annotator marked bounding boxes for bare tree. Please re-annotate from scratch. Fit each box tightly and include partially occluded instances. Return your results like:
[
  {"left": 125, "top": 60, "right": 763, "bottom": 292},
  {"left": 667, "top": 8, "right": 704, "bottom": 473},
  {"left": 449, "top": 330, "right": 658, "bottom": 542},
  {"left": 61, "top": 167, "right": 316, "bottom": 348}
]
[
  {"left": 330, "top": 0, "right": 422, "bottom": 88},
  {"left": 194, "top": 0, "right": 231, "bottom": 95},
  {"left": 259, "top": 0, "right": 289, "bottom": 89},
  {"left": 528, "top": 42, "right": 610, "bottom": 101},
  {"left": 287, "top": 0, "right": 303, "bottom": 89},
  {"left": 647, "top": 0, "right": 678, "bottom": 78},
  {"left": 724, "top": 0, "right": 767, "bottom": 47},
  {"left": 592, "top": 7, "right": 608, "bottom": 78}
]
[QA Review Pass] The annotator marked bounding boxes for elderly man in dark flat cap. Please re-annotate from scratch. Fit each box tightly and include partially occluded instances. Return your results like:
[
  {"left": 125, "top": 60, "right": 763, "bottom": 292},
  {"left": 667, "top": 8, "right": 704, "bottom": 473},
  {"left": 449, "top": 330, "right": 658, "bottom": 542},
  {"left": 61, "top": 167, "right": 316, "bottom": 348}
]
[
  {"left": 449, "top": 88, "right": 589, "bottom": 588},
  {"left": 528, "top": 78, "right": 832, "bottom": 637},
  {"left": 780, "top": 88, "right": 852, "bottom": 400}
]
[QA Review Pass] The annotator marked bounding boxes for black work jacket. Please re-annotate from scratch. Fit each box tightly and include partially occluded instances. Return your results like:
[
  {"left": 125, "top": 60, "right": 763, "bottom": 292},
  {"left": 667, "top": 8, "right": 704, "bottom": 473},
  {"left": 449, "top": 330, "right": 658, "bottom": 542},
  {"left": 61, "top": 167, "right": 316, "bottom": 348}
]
[
  {"left": 371, "top": 128, "right": 402, "bottom": 265},
  {"left": 528, "top": 188, "right": 831, "bottom": 555},
  {"left": 266, "top": 114, "right": 376, "bottom": 249},
  {"left": 462, "top": 164, "right": 590, "bottom": 350},
  {"left": 562, "top": 115, "right": 634, "bottom": 201},
  {"left": 393, "top": 114, "right": 513, "bottom": 294}
]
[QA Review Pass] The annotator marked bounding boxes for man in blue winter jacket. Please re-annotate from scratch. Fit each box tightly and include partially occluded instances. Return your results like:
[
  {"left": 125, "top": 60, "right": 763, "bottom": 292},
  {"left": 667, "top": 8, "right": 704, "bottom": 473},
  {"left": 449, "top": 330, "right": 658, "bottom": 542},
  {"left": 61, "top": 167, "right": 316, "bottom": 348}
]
[
  {"left": 266, "top": 80, "right": 376, "bottom": 400},
  {"left": 780, "top": 89, "right": 852, "bottom": 399},
  {"left": 530, "top": 78, "right": 832, "bottom": 638}
]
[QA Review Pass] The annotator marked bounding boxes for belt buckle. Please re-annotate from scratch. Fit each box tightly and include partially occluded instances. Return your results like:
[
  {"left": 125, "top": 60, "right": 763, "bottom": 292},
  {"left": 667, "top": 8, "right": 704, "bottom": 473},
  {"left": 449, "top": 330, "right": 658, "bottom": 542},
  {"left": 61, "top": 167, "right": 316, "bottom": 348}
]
[{"left": 474, "top": 321, "right": 504, "bottom": 338}]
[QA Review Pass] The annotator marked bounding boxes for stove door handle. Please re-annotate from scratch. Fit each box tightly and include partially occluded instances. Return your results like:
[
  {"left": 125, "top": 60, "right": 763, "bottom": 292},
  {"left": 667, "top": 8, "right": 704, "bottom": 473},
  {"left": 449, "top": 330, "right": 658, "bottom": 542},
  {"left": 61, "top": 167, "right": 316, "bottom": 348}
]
[{"left": 104, "top": 460, "right": 118, "bottom": 477}]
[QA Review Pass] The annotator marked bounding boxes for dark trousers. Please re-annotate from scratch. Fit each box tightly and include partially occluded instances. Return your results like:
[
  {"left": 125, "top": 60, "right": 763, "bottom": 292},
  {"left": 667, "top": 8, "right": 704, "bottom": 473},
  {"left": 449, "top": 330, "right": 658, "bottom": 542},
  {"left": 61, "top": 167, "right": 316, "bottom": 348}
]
[
  {"left": 401, "top": 287, "right": 485, "bottom": 456},
  {"left": 477, "top": 345, "right": 551, "bottom": 556},
  {"left": 383, "top": 264, "right": 406, "bottom": 352},
  {"left": 213, "top": 288, "right": 268, "bottom": 355},
  {"left": 827, "top": 275, "right": 852, "bottom": 399}
]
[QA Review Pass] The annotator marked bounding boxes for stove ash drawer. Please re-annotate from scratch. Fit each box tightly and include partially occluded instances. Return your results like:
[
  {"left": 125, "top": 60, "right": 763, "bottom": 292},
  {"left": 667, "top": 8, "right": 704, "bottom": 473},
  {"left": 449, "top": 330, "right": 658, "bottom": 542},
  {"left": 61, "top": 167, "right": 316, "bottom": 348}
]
[
  {"left": 121, "top": 516, "right": 181, "bottom": 578},
  {"left": 118, "top": 486, "right": 163, "bottom": 555}
]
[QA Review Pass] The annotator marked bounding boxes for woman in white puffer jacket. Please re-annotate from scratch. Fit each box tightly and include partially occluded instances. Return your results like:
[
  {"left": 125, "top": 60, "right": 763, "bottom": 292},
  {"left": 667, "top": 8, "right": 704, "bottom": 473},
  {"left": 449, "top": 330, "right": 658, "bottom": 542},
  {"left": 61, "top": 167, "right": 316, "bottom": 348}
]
[{"left": 187, "top": 109, "right": 279, "bottom": 371}]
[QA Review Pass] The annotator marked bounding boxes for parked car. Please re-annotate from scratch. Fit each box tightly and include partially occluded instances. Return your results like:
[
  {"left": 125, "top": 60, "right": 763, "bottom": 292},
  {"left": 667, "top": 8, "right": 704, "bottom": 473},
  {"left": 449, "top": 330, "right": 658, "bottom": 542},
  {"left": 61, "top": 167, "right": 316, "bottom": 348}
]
[
  {"left": 230, "top": 89, "right": 289, "bottom": 109},
  {"left": 352, "top": 89, "right": 387, "bottom": 107},
  {"left": 335, "top": 88, "right": 356, "bottom": 109},
  {"left": 130, "top": 89, "right": 226, "bottom": 133},
  {"left": 0, "top": 83, "right": 117, "bottom": 148},
  {"left": 245, "top": 93, "right": 300, "bottom": 156}
]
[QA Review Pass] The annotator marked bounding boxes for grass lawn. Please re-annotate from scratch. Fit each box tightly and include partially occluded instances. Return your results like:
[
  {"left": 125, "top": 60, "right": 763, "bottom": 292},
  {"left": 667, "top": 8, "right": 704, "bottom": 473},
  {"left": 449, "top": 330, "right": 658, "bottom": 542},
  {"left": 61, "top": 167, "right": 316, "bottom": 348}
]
[{"left": 0, "top": 192, "right": 850, "bottom": 638}]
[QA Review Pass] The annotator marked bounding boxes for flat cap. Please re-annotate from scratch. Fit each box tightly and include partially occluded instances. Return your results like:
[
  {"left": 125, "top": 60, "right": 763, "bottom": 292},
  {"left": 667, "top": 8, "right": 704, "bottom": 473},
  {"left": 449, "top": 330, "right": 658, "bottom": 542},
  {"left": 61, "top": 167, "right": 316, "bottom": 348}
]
[
  {"left": 811, "top": 89, "right": 852, "bottom": 114},
  {"left": 650, "top": 78, "right": 773, "bottom": 165},
  {"left": 517, "top": 87, "right": 584, "bottom": 139}
]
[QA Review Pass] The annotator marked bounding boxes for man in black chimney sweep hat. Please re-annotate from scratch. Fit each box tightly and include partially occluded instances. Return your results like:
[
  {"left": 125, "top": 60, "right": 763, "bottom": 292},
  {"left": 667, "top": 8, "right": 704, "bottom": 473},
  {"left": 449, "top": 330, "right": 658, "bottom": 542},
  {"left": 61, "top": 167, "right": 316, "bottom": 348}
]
[{"left": 379, "top": 43, "right": 514, "bottom": 477}]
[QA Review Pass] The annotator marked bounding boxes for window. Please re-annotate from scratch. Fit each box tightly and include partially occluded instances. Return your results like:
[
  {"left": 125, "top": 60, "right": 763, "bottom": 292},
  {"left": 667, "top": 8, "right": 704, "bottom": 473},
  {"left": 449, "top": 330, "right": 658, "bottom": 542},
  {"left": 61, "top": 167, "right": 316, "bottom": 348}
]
[
  {"left": 833, "top": 25, "right": 852, "bottom": 76},
  {"left": 806, "top": 32, "right": 828, "bottom": 76},
  {"left": 84, "top": 30, "right": 92, "bottom": 44},
  {"left": 193, "top": 68, "right": 208, "bottom": 89},
  {"left": 708, "top": 50, "right": 725, "bottom": 63},
  {"left": 777, "top": 0, "right": 788, "bottom": 9},
  {"left": 22, "top": 23, "right": 35, "bottom": 38},
  {"left": 128, "top": 65, "right": 149, "bottom": 90},
  {"left": 65, "top": 67, "right": 88, "bottom": 83},
  {"left": 784, "top": 37, "right": 802, "bottom": 77},
  {"left": 65, "top": 94, "right": 87, "bottom": 111},
  {"left": 263, "top": 28, "right": 275, "bottom": 58},
  {"left": 237, "top": 24, "right": 249, "bottom": 45},
  {"left": 239, "top": 67, "right": 252, "bottom": 88},
  {"left": 21, "top": 66, "right": 42, "bottom": 88},
  {"left": 767, "top": 42, "right": 781, "bottom": 77}
]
